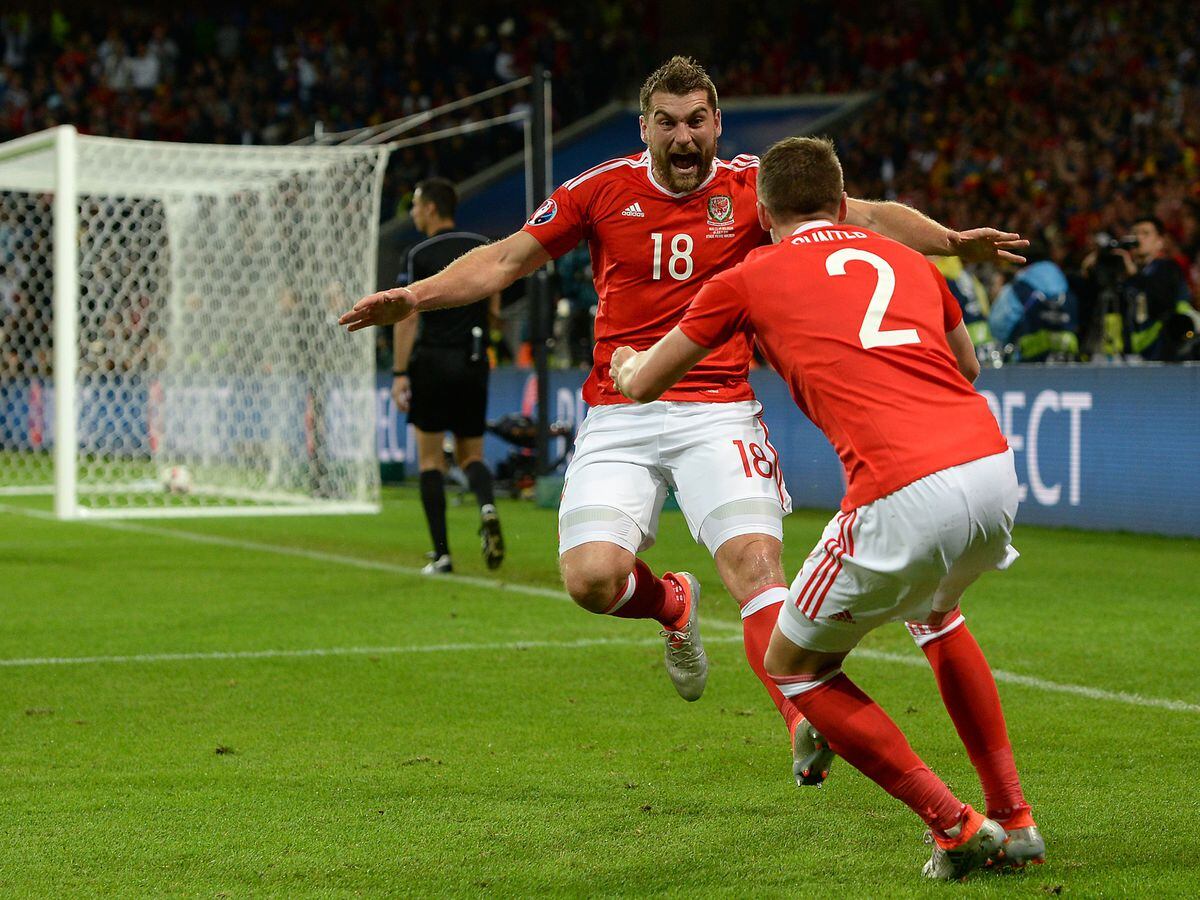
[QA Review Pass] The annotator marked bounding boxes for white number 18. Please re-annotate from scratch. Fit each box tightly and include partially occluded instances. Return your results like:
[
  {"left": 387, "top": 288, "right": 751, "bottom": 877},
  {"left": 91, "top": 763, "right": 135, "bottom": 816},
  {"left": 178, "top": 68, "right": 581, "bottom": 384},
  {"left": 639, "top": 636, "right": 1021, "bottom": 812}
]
[{"left": 651, "top": 232, "right": 694, "bottom": 281}]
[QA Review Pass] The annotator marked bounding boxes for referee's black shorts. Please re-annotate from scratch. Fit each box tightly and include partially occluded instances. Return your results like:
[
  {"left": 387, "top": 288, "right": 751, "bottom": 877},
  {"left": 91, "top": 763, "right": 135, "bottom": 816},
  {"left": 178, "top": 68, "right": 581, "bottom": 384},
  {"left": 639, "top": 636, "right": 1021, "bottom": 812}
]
[{"left": 407, "top": 346, "right": 490, "bottom": 438}]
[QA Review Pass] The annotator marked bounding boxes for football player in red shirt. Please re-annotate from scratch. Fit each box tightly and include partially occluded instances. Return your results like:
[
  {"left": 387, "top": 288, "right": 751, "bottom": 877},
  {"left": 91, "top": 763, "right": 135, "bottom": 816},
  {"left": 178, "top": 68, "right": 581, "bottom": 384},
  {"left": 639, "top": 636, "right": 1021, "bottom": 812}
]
[
  {"left": 611, "top": 136, "right": 1042, "bottom": 881},
  {"left": 340, "top": 58, "right": 1027, "bottom": 753}
]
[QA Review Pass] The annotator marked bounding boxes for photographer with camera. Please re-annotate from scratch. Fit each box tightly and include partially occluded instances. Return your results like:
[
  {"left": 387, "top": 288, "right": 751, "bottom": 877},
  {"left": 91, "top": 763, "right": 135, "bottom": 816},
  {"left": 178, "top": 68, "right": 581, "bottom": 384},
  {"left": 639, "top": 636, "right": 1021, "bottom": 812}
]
[{"left": 1081, "top": 217, "right": 1194, "bottom": 361}]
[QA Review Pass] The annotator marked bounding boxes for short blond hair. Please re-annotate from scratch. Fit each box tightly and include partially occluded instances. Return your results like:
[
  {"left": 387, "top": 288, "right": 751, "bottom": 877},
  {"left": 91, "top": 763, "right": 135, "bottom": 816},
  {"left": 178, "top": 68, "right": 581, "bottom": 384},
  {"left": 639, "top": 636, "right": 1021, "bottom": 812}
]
[
  {"left": 639, "top": 56, "right": 718, "bottom": 115},
  {"left": 757, "top": 136, "right": 844, "bottom": 218}
]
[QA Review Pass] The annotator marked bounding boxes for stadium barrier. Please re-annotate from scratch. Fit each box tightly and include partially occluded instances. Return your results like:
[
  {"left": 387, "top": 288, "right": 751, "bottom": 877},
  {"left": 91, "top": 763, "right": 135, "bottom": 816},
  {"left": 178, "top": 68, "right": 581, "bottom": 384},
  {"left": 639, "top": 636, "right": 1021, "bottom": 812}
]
[
  {"left": 377, "top": 365, "right": 1200, "bottom": 538},
  {"left": 4, "top": 367, "right": 1195, "bottom": 535}
]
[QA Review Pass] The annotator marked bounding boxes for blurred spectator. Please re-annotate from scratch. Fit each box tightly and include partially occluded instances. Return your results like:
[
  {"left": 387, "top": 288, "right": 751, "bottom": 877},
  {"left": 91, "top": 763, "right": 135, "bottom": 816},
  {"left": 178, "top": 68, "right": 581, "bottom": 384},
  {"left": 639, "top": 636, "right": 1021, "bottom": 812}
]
[
  {"left": 931, "top": 256, "right": 1000, "bottom": 367},
  {"left": 1, "top": 14, "right": 31, "bottom": 69},
  {"left": 990, "top": 254, "right": 1080, "bottom": 363},
  {"left": 554, "top": 242, "right": 597, "bottom": 368},
  {"left": 127, "top": 42, "right": 160, "bottom": 94}
]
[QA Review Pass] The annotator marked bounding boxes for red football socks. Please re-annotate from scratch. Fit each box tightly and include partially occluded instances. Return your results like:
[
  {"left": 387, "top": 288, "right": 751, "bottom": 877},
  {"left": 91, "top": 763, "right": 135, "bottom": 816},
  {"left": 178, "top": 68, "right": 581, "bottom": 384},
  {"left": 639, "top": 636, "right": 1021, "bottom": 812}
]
[
  {"left": 602, "top": 558, "right": 687, "bottom": 631},
  {"left": 921, "top": 621, "right": 1029, "bottom": 822},
  {"left": 739, "top": 585, "right": 805, "bottom": 735},
  {"left": 786, "top": 672, "right": 965, "bottom": 832}
]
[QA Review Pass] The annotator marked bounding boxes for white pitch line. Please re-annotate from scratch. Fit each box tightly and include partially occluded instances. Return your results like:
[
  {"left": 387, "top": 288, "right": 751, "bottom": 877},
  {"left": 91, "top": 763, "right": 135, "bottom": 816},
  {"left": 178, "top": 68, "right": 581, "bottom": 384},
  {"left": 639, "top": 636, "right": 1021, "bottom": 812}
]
[
  {"left": 0, "top": 502, "right": 569, "bottom": 602},
  {"left": 2, "top": 503, "right": 1196, "bottom": 713},
  {"left": 854, "top": 648, "right": 1200, "bottom": 714},
  {"left": 0, "top": 634, "right": 746, "bottom": 669},
  {"left": 0, "top": 501, "right": 746, "bottom": 635},
  {"left": 0, "top": 502, "right": 57, "bottom": 521},
  {"left": 1, "top": 636, "right": 1197, "bottom": 714}
]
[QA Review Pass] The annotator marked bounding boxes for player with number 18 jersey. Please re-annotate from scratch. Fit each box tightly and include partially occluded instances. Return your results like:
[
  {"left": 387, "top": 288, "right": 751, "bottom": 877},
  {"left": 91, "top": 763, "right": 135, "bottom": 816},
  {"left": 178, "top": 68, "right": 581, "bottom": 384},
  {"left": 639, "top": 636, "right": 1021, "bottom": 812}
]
[
  {"left": 524, "top": 149, "right": 765, "bottom": 407},
  {"left": 523, "top": 148, "right": 792, "bottom": 567},
  {"left": 522, "top": 142, "right": 798, "bottom": 721}
]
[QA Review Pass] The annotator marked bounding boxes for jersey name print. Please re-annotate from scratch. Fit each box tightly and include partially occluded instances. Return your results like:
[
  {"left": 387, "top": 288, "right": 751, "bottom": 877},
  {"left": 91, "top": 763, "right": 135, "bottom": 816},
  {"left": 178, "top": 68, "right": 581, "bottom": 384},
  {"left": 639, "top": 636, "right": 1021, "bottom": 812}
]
[{"left": 523, "top": 151, "right": 767, "bottom": 405}]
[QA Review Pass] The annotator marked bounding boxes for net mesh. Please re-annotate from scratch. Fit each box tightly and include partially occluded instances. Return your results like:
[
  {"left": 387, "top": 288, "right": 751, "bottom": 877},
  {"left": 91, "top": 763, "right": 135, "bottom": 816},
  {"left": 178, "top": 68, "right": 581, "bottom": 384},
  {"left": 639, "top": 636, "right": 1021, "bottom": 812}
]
[{"left": 0, "top": 131, "right": 388, "bottom": 517}]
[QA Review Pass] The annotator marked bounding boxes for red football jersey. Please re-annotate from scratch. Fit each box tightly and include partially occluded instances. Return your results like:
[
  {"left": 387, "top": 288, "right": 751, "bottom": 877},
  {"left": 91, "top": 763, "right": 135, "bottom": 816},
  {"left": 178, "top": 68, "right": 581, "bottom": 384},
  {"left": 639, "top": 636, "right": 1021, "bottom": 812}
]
[
  {"left": 679, "top": 219, "right": 1008, "bottom": 511},
  {"left": 522, "top": 150, "right": 766, "bottom": 405}
]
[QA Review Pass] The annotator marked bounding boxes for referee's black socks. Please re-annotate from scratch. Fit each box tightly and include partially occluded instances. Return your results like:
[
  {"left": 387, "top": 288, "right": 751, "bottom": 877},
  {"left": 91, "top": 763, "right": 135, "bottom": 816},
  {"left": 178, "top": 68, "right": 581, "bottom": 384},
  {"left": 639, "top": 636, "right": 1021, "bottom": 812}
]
[
  {"left": 419, "top": 469, "right": 450, "bottom": 558},
  {"left": 464, "top": 460, "right": 496, "bottom": 512}
]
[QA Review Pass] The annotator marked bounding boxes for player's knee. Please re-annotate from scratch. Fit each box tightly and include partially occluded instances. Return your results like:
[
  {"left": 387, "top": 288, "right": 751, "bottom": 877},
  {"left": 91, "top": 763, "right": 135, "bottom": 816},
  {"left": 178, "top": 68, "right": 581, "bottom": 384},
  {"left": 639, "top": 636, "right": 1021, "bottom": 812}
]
[
  {"left": 714, "top": 531, "right": 784, "bottom": 598},
  {"left": 560, "top": 554, "right": 632, "bottom": 614},
  {"left": 561, "top": 568, "right": 628, "bottom": 613}
]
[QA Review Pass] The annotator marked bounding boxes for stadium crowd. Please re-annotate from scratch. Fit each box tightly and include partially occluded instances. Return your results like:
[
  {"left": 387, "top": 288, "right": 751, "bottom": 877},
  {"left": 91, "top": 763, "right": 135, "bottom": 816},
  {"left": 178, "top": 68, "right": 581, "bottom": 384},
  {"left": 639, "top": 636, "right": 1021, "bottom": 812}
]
[
  {"left": 0, "top": 5, "right": 648, "bottom": 220},
  {"left": 707, "top": 1, "right": 1200, "bottom": 362},
  {"left": 3, "top": 1, "right": 1199, "bottom": 364},
  {"left": 544, "top": 0, "right": 1200, "bottom": 365}
]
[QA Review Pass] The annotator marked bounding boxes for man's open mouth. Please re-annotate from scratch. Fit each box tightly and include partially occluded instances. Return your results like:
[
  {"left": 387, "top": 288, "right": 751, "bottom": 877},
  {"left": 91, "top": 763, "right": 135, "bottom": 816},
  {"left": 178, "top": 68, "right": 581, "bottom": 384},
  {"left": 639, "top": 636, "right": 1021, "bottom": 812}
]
[{"left": 669, "top": 151, "right": 700, "bottom": 175}]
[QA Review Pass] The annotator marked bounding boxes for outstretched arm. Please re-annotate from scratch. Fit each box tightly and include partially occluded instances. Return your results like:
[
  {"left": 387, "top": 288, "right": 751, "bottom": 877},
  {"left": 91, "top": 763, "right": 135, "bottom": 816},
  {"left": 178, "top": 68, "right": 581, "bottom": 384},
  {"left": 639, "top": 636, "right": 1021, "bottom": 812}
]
[
  {"left": 339, "top": 231, "right": 551, "bottom": 332},
  {"left": 609, "top": 328, "right": 712, "bottom": 404},
  {"left": 845, "top": 198, "right": 1029, "bottom": 264}
]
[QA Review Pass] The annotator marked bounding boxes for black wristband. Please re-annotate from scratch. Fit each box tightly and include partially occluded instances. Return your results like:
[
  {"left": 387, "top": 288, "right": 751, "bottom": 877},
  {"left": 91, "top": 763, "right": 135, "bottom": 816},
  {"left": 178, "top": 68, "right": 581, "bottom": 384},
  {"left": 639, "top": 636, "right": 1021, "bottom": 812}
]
[{"left": 392, "top": 370, "right": 407, "bottom": 377}]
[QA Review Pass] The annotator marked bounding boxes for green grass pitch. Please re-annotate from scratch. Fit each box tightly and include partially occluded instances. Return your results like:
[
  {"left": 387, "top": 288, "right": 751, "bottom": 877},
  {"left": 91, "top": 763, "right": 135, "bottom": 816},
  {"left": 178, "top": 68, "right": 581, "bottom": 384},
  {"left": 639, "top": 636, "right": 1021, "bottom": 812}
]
[{"left": 1, "top": 490, "right": 1198, "bottom": 897}]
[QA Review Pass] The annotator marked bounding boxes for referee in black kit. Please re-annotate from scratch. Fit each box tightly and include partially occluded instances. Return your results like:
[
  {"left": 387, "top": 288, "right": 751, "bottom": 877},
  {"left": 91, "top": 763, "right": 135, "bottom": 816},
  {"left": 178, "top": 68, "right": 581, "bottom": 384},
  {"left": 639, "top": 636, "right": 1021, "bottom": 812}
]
[{"left": 392, "top": 178, "right": 504, "bottom": 574}]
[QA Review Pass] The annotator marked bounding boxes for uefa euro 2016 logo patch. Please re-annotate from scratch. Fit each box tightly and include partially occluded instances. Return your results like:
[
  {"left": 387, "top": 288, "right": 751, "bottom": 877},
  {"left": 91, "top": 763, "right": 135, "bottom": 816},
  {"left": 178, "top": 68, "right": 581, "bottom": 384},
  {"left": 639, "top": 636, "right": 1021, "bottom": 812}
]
[
  {"left": 707, "top": 194, "right": 734, "bottom": 227},
  {"left": 529, "top": 198, "right": 558, "bottom": 226}
]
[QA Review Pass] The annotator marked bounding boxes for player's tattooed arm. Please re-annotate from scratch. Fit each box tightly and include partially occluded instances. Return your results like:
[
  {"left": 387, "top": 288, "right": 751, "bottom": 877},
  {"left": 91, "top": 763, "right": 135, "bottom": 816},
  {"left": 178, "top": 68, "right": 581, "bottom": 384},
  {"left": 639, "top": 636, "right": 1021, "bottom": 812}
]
[
  {"left": 610, "top": 328, "right": 711, "bottom": 403},
  {"left": 844, "top": 198, "right": 1029, "bottom": 264},
  {"left": 339, "top": 232, "right": 551, "bottom": 331}
]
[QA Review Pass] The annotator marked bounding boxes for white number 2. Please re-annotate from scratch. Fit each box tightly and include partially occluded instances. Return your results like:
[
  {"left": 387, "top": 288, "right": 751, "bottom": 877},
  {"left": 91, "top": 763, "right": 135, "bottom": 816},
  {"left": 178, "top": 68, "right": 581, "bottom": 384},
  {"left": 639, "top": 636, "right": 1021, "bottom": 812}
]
[
  {"left": 825, "top": 248, "right": 920, "bottom": 350},
  {"left": 651, "top": 232, "right": 694, "bottom": 281}
]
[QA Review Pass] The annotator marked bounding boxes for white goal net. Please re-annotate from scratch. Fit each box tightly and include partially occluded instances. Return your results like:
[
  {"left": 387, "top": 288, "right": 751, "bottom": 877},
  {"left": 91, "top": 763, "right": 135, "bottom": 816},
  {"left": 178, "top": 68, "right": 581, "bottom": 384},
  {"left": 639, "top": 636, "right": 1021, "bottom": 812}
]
[{"left": 0, "top": 126, "right": 389, "bottom": 518}]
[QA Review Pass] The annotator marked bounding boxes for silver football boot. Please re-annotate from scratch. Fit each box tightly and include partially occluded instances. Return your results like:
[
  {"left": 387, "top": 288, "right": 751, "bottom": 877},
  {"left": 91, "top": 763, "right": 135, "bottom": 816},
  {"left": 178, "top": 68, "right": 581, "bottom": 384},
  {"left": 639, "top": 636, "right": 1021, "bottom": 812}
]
[
  {"left": 922, "top": 814, "right": 1009, "bottom": 881},
  {"left": 792, "top": 720, "right": 836, "bottom": 786},
  {"left": 660, "top": 572, "right": 707, "bottom": 702},
  {"left": 997, "top": 825, "right": 1045, "bottom": 868}
]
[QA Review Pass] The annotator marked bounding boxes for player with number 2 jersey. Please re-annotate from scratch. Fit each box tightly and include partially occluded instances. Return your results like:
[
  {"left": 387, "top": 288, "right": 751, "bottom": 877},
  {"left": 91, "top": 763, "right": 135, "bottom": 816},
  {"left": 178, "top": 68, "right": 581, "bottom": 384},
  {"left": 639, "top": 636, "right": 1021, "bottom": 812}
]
[{"left": 611, "top": 136, "right": 1041, "bottom": 882}]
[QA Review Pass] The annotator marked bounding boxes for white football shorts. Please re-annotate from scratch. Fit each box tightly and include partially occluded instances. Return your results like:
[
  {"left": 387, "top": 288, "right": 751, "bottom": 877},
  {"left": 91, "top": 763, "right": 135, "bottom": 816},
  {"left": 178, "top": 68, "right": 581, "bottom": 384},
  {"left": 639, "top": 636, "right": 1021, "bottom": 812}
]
[
  {"left": 777, "top": 449, "right": 1020, "bottom": 654},
  {"left": 558, "top": 400, "right": 792, "bottom": 557}
]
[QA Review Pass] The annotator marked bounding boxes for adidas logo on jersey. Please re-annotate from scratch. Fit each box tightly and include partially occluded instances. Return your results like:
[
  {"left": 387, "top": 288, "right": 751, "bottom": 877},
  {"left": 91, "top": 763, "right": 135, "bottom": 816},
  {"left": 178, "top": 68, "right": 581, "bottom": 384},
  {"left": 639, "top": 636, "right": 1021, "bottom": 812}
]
[
  {"left": 827, "top": 609, "right": 856, "bottom": 624},
  {"left": 621, "top": 202, "right": 646, "bottom": 218}
]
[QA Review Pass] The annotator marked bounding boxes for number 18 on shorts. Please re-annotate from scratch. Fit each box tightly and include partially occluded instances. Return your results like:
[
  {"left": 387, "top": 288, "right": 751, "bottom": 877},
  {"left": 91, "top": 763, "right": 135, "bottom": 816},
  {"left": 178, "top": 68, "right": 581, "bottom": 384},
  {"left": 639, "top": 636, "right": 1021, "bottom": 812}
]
[{"left": 557, "top": 400, "right": 793, "bottom": 557}]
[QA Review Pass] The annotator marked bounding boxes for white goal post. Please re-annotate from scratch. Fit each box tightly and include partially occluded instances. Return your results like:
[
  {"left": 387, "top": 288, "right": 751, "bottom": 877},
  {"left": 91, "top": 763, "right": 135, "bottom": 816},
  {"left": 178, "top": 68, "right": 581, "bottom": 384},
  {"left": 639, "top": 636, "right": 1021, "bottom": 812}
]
[{"left": 0, "top": 125, "right": 389, "bottom": 518}]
